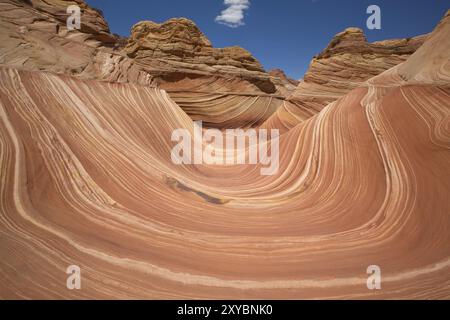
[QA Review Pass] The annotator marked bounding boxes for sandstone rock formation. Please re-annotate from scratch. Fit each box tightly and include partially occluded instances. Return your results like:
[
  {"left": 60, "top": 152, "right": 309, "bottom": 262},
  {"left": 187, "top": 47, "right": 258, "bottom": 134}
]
[
  {"left": 269, "top": 69, "right": 299, "bottom": 85},
  {"left": 3, "top": 1, "right": 426, "bottom": 130},
  {"left": 268, "top": 68, "right": 299, "bottom": 95},
  {"left": 0, "top": 1, "right": 294, "bottom": 128},
  {"left": 0, "top": 1, "right": 449, "bottom": 299},
  {"left": 263, "top": 27, "right": 427, "bottom": 132},
  {"left": 124, "top": 18, "right": 290, "bottom": 128},
  {"left": 0, "top": 0, "right": 155, "bottom": 85},
  {"left": 125, "top": 19, "right": 267, "bottom": 80}
]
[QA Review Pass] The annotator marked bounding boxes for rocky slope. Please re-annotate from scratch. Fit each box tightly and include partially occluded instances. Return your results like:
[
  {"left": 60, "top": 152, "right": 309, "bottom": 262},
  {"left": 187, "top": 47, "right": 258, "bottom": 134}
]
[
  {"left": 263, "top": 27, "right": 427, "bottom": 131},
  {"left": 0, "top": 4, "right": 449, "bottom": 299},
  {"left": 125, "top": 18, "right": 273, "bottom": 89},
  {"left": 0, "top": 8, "right": 450, "bottom": 299},
  {"left": 1, "top": 1, "right": 430, "bottom": 130},
  {"left": 0, "top": 0, "right": 153, "bottom": 84},
  {"left": 123, "top": 18, "right": 290, "bottom": 128},
  {"left": 0, "top": 0, "right": 292, "bottom": 128},
  {"left": 268, "top": 68, "right": 299, "bottom": 96}
]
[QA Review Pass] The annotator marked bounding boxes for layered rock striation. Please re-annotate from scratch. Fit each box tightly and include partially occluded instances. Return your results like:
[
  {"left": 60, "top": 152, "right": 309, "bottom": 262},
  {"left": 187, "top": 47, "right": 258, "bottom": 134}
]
[
  {"left": 263, "top": 27, "right": 427, "bottom": 131},
  {"left": 0, "top": 0, "right": 154, "bottom": 85},
  {"left": 0, "top": 1, "right": 449, "bottom": 299},
  {"left": 0, "top": 1, "right": 293, "bottom": 128},
  {"left": 123, "top": 18, "right": 289, "bottom": 128}
]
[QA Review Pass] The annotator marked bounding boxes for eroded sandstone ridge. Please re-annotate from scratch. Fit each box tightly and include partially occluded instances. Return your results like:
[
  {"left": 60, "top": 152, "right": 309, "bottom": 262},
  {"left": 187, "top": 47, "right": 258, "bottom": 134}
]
[
  {"left": 268, "top": 68, "right": 300, "bottom": 93},
  {"left": 0, "top": 0, "right": 292, "bottom": 127},
  {"left": 0, "top": 0, "right": 153, "bottom": 84},
  {"left": 123, "top": 18, "right": 289, "bottom": 128},
  {"left": 0, "top": 0, "right": 429, "bottom": 129},
  {"left": 0, "top": 1, "right": 449, "bottom": 299},
  {"left": 263, "top": 27, "right": 427, "bottom": 132},
  {"left": 126, "top": 19, "right": 266, "bottom": 80}
]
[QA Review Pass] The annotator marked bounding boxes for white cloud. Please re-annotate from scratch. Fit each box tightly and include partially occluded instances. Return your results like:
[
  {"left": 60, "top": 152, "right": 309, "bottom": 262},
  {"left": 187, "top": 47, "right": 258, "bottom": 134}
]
[{"left": 215, "top": 0, "right": 250, "bottom": 28}]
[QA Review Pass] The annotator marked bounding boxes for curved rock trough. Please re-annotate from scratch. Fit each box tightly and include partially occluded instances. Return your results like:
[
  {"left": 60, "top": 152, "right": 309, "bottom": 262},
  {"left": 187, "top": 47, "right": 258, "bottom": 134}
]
[{"left": 0, "top": 1, "right": 449, "bottom": 299}]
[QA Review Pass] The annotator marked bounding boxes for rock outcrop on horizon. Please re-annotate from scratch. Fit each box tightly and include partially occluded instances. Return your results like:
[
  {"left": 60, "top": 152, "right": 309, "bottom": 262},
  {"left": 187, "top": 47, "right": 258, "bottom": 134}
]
[
  {"left": 0, "top": 1, "right": 449, "bottom": 300},
  {"left": 1, "top": 0, "right": 429, "bottom": 130},
  {"left": 268, "top": 68, "right": 300, "bottom": 95},
  {"left": 0, "top": 0, "right": 155, "bottom": 85},
  {"left": 123, "top": 18, "right": 290, "bottom": 128},
  {"left": 263, "top": 27, "right": 427, "bottom": 132},
  {"left": 269, "top": 69, "right": 299, "bottom": 86},
  {"left": 0, "top": 0, "right": 293, "bottom": 128},
  {"left": 125, "top": 19, "right": 270, "bottom": 84}
]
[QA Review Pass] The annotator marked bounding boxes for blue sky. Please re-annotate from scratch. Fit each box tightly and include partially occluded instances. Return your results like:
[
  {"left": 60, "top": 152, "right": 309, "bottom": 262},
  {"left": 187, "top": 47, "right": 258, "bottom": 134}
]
[{"left": 86, "top": 0, "right": 448, "bottom": 79}]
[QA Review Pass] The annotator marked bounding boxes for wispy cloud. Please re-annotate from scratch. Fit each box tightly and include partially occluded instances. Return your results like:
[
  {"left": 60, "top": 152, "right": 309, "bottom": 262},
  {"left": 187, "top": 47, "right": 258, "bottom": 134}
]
[{"left": 215, "top": 0, "right": 250, "bottom": 28}]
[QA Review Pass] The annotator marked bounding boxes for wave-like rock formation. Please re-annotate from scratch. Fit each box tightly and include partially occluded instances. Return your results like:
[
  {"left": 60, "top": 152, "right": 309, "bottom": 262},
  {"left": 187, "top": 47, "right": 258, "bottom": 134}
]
[
  {"left": 124, "top": 18, "right": 290, "bottom": 128},
  {"left": 0, "top": 1, "right": 449, "bottom": 299},
  {"left": 0, "top": 0, "right": 293, "bottom": 128},
  {"left": 269, "top": 68, "right": 300, "bottom": 90},
  {"left": 263, "top": 27, "right": 427, "bottom": 132},
  {"left": 0, "top": 0, "right": 154, "bottom": 85},
  {"left": 125, "top": 18, "right": 267, "bottom": 80}
]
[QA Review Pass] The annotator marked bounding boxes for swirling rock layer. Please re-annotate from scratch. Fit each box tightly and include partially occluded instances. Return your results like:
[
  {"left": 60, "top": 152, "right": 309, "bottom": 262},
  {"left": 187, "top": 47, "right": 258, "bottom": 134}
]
[
  {"left": 124, "top": 18, "right": 291, "bottom": 128},
  {"left": 265, "top": 27, "right": 427, "bottom": 132},
  {"left": 0, "top": 4, "right": 449, "bottom": 299},
  {"left": 0, "top": 0, "right": 293, "bottom": 128},
  {"left": 0, "top": 0, "right": 154, "bottom": 85},
  {"left": 2, "top": 1, "right": 430, "bottom": 131}
]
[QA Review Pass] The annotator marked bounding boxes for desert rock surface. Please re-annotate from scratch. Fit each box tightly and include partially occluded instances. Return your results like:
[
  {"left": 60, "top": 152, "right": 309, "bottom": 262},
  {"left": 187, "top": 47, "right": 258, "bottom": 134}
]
[
  {"left": 263, "top": 27, "right": 427, "bottom": 132},
  {"left": 0, "top": 1, "right": 449, "bottom": 299},
  {"left": 0, "top": 0, "right": 292, "bottom": 128}
]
